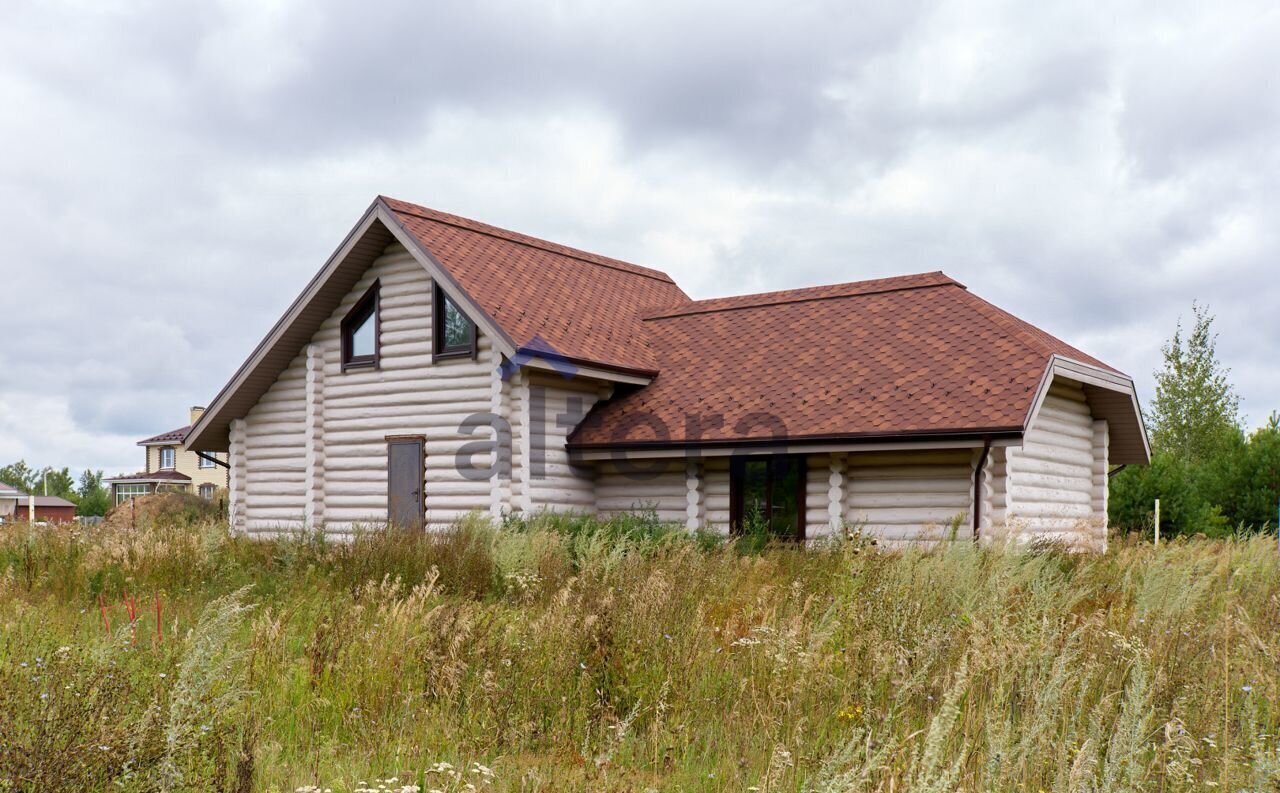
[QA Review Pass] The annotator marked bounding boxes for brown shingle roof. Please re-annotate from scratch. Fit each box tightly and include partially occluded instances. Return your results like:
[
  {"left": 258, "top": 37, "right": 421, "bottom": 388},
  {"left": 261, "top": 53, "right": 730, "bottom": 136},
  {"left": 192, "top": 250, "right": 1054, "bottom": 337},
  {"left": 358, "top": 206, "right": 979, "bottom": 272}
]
[
  {"left": 187, "top": 196, "right": 1142, "bottom": 460},
  {"left": 139, "top": 425, "right": 190, "bottom": 445},
  {"left": 383, "top": 198, "right": 691, "bottom": 374},
  {"left": 569, "top": 273, "right": 1120, "bottom": 449},
  {"left": 105, "top": 470, "right": 192, "bottom": 483}
]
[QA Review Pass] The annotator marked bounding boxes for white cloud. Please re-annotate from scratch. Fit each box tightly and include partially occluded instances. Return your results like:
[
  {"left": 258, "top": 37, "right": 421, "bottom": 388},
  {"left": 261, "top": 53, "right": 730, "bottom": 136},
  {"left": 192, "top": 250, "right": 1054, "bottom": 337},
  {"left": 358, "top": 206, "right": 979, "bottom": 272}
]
[{"left": 1, "top": 0, "right": 1279, "bottom": 474}]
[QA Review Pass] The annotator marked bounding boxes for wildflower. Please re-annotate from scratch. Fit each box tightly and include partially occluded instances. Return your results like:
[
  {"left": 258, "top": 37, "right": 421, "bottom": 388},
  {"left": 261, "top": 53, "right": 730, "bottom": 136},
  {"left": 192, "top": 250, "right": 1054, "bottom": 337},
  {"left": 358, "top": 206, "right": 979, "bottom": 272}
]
[{"left": 1242, "top": 685, "right": 1253, "bottom": 693}]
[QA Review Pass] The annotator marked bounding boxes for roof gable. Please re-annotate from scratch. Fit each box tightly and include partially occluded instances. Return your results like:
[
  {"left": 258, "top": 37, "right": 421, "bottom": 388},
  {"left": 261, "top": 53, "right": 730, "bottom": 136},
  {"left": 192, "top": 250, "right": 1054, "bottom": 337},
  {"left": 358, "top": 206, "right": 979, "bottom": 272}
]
[
  {"left": 188, "top": 198, "right": 689, "bottom": 450},
  {"left": 382, "top": 198, "right": 689, "bottom": 374}
]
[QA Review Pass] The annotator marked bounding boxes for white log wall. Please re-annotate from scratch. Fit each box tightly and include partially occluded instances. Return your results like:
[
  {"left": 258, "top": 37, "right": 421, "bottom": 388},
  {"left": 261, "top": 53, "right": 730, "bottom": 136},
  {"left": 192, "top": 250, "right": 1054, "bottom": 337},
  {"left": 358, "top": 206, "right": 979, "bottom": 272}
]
[
  {"left": 1091, "top": 419, "right": 1109, "bottom": 551},
  {"left": 844, "top": 451, "right": 974, "bottom": 548},
  {"left": 521, "top": 373, "right": 600, "bottom": 513},
  {"left": 805, "top": 455, "right": 832, "bottom": 537},
  {"left": 978, "top": 445, "right": 1008, "bottom": 536},
  {"left": 704, "top": 458, "right": 732, "bottom": 533},
  {"left": 228, "top": 418, "right": 247, "bottom": 533},
  {"left": 239, "top": 243, "right": 497, "bottom": 534},
  {"left": 595, "top": 460, "right": 686, "bottom": 524},
  {"left": 1002, "top": 379, "right": 1103, "bottom": 550}
]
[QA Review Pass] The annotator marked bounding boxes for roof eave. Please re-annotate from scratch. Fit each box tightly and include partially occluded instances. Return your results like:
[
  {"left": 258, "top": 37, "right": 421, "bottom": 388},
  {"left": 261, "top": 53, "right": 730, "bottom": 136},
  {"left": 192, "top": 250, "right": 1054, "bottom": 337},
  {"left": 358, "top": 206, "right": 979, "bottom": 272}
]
[
  {"left": 1025, "top": 355, "right": 1151, "bottom": 465},
  {"left": 568, "top": 427, "right": 1024, "bottom": 461}
]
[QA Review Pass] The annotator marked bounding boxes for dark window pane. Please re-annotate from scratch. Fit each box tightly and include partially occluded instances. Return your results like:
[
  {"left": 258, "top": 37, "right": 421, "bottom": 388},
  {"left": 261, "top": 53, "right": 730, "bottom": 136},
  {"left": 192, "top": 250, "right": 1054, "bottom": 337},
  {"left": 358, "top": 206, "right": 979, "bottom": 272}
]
[
  {"left": 769, "top": 457, "right": 800, "bottom": 537},
  {"left": 350, "top": 310, "right": 375, "bottom": 357},
  {"left": 443, "top": 295, "right": 474, "bottom": 349},
  {"left": 742, "top": 459, "right": 768, "bottom": 530}
]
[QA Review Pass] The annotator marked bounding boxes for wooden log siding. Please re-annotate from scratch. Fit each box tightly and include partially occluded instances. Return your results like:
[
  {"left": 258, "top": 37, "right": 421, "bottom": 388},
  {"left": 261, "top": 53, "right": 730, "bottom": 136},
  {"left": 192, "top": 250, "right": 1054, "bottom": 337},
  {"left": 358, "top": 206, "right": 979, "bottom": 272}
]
[
  {"left": 978, "top": 445, "right": 1009, "bottom": 537},
  {"left": 1004, "top": 379, "right": 1101, "bottom": 549},
  {"left": 238, "top": 243, "right": 497, "bottom": 534},
  {"left": 805, "top": 455, "right": 831, "bottom": 537},
  {"left": 844, "top": 451, "right": 975, "bottom": 548},
  {"left": 702, "top": 458, "right": 731, "bottom": 533},
  {"left": 522, "top": 373, "right": 600, "bottom": 513},
  {"left": 595, "top": 460, "right": 686, "bottom": 524},
  {"left": 229, "top": 418, "right": 247, "bottom": 533},
  {"left": 1091, "top": 419, "right": 1110, "bottom": 550}
]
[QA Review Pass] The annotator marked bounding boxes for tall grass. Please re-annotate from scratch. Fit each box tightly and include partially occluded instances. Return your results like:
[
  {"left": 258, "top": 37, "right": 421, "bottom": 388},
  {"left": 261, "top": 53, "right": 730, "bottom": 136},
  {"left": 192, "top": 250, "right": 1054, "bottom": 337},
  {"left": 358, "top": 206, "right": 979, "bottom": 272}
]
[{"left": 1, "top": 511, "right": 1278, "bottom": 791}]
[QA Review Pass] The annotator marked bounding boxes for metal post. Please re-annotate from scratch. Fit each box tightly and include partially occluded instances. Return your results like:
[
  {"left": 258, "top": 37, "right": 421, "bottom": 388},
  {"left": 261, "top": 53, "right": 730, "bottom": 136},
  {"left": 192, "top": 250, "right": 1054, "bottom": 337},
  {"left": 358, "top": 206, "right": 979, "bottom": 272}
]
[
  {"left": 1154, "top": 498, "right": 1161, "bottom": 548},
  {"left": 27, "top": 493, "right": 35, "bottom": 525}
]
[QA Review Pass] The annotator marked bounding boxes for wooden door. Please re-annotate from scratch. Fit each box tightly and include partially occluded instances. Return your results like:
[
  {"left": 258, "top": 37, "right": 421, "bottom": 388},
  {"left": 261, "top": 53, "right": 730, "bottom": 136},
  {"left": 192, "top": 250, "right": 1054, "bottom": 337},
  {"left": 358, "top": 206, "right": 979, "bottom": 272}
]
[{"left": 387, "top": 436, "right": 425, "bottom": 531}]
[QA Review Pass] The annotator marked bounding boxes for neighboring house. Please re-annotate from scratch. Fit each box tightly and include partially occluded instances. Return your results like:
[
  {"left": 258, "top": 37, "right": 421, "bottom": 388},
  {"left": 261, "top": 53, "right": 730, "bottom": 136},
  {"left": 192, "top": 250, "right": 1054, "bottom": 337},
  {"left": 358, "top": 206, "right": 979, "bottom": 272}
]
[
  {"left": 185, "top": 197, "right": 1149, "bottom": 551},
  {"left": 0, "top": 484, "right": 77, "bottom": 523},
  {"left": 107, "top": 407, "right": 229, "bottom": 506},
  {"left": 0, "top": 483, "right": 19, "bottom": 522}
]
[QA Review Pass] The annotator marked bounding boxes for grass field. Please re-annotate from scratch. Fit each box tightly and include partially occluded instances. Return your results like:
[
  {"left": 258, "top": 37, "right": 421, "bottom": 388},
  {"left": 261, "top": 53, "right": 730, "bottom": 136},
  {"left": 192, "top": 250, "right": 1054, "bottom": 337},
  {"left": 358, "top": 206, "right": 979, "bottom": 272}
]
[{"left": 2, "top": 505, "right": 1279, "bottom": 792}]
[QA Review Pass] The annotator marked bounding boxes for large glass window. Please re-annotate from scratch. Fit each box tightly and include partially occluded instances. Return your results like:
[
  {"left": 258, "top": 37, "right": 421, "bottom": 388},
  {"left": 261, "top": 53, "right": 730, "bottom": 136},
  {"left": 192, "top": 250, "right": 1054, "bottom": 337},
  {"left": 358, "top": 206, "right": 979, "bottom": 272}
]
[
  {"left": 115, "top": 483, "right": 151, "bottom": 505},
  {"left": 434, "top": 284, "right": 476, "bottom": 358},
  {"left": 729, "top": 455, "right": 805, "bottom": 540},
  {"left": 159, "top": 447, "right": 176, "bottom": 469},
  {"left": 341, "top": 280, "right": 380, "bottom": 370}
]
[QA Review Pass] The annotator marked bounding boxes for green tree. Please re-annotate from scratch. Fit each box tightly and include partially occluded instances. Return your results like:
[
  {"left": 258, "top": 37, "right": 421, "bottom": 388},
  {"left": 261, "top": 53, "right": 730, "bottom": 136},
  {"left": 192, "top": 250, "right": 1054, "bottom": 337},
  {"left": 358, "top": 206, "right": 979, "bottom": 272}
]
[
  {"left": 1110, "top": 304, "right": 1246, "bottom": 537},
  {"left": 0, "top": 460, "right": 37, "bottom": 493},
  {"left": 1146, "top": 303, "right": 1241, "bottom": 462},
  {"left": 77, "top": 469, "right": 111, "bottom": 517},
  {"left": 35, "top": 467, "right": 77, "bottom": 500},
  {"left": 1205, "top": 414, "right": 1280, "bottom": 529}
]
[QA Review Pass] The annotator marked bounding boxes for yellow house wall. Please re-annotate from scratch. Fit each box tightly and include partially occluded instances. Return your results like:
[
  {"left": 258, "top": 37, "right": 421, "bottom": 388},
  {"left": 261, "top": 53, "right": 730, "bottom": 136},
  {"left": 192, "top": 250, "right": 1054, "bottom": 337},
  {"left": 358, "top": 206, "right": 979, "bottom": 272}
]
[{"left": 144, "top": 445, "right": 229, "bottom": 490}]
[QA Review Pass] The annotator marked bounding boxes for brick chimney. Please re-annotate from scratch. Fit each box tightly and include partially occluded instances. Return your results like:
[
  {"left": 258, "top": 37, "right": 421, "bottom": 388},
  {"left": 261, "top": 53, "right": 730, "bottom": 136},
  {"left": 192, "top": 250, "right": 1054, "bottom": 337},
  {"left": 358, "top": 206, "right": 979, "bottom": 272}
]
[{"left": 190, "top": 406, "right": 205, "bottom": 425}]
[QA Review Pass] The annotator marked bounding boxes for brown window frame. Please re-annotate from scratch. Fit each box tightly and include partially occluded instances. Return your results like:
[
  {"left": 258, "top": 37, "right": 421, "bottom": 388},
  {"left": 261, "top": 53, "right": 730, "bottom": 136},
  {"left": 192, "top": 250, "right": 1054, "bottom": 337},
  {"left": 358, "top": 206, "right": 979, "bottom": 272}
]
[
  {"left": 433, "top": 283, "right": 478, "bottom": 361},
  {"left": 341, "top": 279, "right": 380, "bottom": 371},
  {"left": 728, "top": 454, "right": 807, "bottom": 541}
]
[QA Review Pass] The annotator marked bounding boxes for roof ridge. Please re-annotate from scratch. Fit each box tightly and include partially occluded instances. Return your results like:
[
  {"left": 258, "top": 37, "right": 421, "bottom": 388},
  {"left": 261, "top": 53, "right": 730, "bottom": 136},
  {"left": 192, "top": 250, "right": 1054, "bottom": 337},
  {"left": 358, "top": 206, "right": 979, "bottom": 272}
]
[
  {"left": 643, "top": 272, "right": 961, "bottom": 321},
  {"left": 381, "top": 197, "right": 679, "bottom": 285}
]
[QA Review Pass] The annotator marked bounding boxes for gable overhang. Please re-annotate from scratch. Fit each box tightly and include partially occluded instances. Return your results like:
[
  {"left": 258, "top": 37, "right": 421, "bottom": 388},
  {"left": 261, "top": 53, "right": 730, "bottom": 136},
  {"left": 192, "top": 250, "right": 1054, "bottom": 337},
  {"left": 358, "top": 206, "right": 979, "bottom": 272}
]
[
  {"left": 1025, "top": 355, "right": 1151, "bottom": 465},
  {"left": 186, "top": 198, "right": 650, "bottom": 452}
]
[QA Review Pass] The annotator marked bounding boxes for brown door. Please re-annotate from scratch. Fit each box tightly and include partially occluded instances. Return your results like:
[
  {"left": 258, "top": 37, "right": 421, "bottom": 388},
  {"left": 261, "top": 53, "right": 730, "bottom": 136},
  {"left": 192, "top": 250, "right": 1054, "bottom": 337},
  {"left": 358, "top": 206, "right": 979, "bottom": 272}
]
[{"left": 387, "top": 436, "right": 425, "bottom": 530}]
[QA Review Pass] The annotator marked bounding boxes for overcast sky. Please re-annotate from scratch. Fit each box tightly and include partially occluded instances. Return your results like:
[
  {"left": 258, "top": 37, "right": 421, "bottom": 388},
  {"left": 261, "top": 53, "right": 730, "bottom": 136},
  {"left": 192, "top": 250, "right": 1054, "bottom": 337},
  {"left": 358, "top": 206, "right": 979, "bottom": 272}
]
[{"left": 1, "top": 0, "right": 1277, "bottom": 476}]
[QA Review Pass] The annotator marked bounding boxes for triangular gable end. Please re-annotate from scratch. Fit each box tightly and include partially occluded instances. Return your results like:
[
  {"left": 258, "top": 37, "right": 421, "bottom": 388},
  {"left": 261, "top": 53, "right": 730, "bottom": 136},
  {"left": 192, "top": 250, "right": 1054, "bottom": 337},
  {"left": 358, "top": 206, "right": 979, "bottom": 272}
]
[
  {"left": 1023, "top": 355, "right": 1151, "bottom": 465},
  {"left": 185, "top": 198, "right": 518, "bottom": 452}
]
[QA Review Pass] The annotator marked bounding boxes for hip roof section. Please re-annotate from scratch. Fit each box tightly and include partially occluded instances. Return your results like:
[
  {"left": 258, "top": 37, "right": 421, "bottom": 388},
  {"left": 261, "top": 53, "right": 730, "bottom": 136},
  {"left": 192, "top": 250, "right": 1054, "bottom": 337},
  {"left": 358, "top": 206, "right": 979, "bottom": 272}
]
[{"left": 569, "top": 274, "right": 1122, "bottom": 448}]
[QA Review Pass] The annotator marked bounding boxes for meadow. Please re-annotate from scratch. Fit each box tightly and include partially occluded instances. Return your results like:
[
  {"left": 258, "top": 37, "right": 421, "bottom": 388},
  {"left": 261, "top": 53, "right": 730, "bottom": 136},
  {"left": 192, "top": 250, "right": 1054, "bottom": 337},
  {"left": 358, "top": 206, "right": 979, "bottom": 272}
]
[{"left": 2, "top": 502, "right": 1279, "bottom": 792}]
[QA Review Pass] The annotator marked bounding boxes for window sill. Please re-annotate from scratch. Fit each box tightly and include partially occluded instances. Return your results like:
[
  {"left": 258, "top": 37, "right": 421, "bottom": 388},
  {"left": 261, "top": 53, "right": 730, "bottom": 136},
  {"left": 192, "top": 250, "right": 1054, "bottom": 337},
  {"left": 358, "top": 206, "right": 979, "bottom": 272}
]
[
  {"left": 432, "top": 349, "right": 475, "bottom": 363},
  {"left": 341, "top": 360, "right": 379, "bottom": 373}
]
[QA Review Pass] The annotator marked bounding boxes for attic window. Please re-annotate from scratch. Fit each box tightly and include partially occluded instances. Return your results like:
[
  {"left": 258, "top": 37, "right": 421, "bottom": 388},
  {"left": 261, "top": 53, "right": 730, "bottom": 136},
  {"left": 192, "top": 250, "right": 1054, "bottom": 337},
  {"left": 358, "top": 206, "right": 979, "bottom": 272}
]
[
  {"left": 434, "top": 284, "right": 477, "bottom": 360},
  {"left": 341, "top": 280, "right": 380, "bottom": 371}
]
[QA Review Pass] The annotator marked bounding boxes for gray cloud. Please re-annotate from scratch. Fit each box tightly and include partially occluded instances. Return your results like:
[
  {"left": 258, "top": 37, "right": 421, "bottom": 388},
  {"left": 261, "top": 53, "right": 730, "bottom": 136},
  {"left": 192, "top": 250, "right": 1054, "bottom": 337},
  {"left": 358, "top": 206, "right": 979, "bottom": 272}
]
[{"left": 1, "top": 0, "right": 1278, "bottom": 475}]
